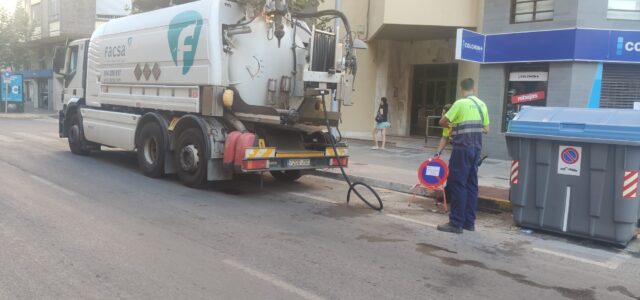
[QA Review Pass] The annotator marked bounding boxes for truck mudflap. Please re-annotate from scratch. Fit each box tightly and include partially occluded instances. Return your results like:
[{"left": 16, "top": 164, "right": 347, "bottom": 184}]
[{"left": 240, "top": 147, "right": 349, "bottom": 172}]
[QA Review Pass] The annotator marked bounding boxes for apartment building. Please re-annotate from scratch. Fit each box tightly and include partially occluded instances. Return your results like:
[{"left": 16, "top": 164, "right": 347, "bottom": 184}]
[
  {"left": 20, "top": 0, "right": 130, "bottom": 111},
  {"left": 322, "top": 0, "right": 640, "bottom": 160},
  {"left": 478, "top": 0, "right": 640, "bottom": 159},
  {"left": 319, "top": 0, "right": 485, "bottom": 140}
]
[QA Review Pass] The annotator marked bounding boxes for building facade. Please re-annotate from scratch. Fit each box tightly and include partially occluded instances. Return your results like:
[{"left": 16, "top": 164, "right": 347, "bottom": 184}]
[
  {"left": 322, "top": 0, "right": 640, "bottom": 160},
  {"left": 20, "top": 0, "right": 130, "bottom": 111},
  {"left": 319, "top": 0, "right": 485, "bottom": 140},
  {"left": 479, "top": 0, "right": 640, "bottom": 159}
]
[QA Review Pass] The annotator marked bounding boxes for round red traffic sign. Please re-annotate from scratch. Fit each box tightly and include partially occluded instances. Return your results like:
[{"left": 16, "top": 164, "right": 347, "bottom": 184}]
[
  {"left": 561, "top": 147, "right": 580, "bottom": 164},
  {"left": 418, "top": 157, "right": 449, "bottom": 188}
]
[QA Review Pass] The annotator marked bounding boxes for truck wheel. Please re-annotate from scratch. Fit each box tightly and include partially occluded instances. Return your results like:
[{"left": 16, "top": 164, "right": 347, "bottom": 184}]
[
  {"left": 270, "top": 170, "right": 302, "bottom": 182},
  {"left": 175, "top": 128, "right": 207, "bottom": 188},
  {"left": 137, "top": 122, "right": 165, "bottom": 178},
  {"left": 68, "top": 113, "right": 90, "bottom": 155}
]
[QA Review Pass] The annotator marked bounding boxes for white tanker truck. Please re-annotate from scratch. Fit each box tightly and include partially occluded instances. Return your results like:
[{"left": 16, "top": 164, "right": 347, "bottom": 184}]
[{"left": 54, "top": 0, "right": 359, "bottom": 188}]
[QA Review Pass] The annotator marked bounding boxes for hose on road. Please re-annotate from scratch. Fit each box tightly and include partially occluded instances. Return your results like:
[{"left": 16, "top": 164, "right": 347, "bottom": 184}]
[{"left": 320, "top": 94, "right": 383, "bottom": 211}]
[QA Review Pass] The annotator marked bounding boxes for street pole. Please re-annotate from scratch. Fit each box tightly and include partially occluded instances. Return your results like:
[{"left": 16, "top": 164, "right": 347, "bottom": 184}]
[{"left": 4, "top": 82, "right": 8, "bottom": 113}]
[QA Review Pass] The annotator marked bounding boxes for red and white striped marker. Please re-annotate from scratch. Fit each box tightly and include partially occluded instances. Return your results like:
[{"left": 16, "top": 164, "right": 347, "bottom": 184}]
[
  {"left": 511, "top": 160, "right": 519, "bottom": 185},
  {"left": 623, "top": 171, "right": 638, "bottom": 199}
]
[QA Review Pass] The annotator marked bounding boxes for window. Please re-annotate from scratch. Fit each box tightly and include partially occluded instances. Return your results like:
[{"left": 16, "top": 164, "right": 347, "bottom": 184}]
[
  {"left": 600, "top": 64, "right": 640, "bottom": 109},
  {"left": 511, "top": 0, "right": 554, "bottom": 23},
  {"left": 608, "top": 0, "right": 640, "bottom": 20},
  {"left": 49, "top": 0, "right": 59, "bottom": 21},
  {"left": 502, "top": 64, "right": 549, "bottom": 132},
  {"left": 31, "top": 3, "right": 42, "bottom": 26}
]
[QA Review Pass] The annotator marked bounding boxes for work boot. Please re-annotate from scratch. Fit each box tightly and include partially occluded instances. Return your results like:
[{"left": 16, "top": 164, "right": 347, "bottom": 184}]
[
  {"left": 437, "top": 222, "right": 463, "bottom": 234},
  {"left": 463, "top": 224, "right": 475, "bottom": 231}
]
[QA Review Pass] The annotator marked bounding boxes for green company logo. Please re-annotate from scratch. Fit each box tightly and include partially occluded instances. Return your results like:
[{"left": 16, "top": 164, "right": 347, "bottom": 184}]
[{"left": 168, "top": 11, "right": 203, "bottom": 75}]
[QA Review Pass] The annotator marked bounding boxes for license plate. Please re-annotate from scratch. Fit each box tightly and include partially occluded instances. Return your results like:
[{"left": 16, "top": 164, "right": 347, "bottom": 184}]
[{"left": 287, "top": 159, "right": 311, "bottom": 167}]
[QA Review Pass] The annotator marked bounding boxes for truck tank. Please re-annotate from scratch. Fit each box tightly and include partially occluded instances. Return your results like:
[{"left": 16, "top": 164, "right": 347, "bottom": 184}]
[{"left": 86, "top": 0, "right": 343, "bottom": 126}]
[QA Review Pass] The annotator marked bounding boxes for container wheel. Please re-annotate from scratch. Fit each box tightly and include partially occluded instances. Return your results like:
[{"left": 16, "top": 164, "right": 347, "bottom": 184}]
[
  {"left": 68, "top": 113, "right": 91, "bottom": 155},
  {"left": 270, "top": 170, "right": 302, "bottom": 182},
  {"left": 136, "top": 122, "right": 165, "bottom": 178},
  {"left": 175, "top": 128, "right": 208, "bottom": 188}
]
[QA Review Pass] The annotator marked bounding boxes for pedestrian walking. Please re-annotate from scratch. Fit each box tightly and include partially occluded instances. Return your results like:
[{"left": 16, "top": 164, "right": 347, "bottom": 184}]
[
  {"left": 436, "top": 78, "right": 490, "bottom": 234},
  {"left": 372, "top": 97, "right": 390, "bottom": 150}
]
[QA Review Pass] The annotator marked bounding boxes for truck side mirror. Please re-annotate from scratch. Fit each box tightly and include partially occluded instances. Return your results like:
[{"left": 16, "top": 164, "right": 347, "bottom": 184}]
[{"left": 52, "top": 46, "right": 67, "bottom": 75}]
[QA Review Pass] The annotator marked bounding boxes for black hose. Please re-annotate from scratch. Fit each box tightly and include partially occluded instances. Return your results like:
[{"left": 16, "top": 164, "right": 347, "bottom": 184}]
[
  {"left": 291, "top": 9, "right": 358, "bottom": 79},
  {"left": 320, "top": 94, "right": 383, "bottom": 211}
]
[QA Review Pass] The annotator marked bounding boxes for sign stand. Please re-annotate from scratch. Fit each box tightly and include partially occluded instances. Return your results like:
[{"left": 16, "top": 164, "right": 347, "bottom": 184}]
[{"left": 411, "top": 157, "right": 450, "bottom": 212}]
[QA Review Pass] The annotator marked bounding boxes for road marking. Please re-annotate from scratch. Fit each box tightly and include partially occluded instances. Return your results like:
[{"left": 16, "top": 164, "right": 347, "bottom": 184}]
[
  {"left": 34, "top": 118, "right": 58, "bottom": 124},
  {"left": 222, "top": 259, "right": 325, "bottom": 300},
  {"left": 532, "top": 247, "right": 625, "bottom": 270},
  {"left": 13, "top": 132, "right": 58, "bottom": 143},
  {"left": 288, "top": 192, "right": 339, "bottom": 204},
  {"left": 562, "top": 187, "right": 571, "bottom": 232},
  {"left": 0, "top": 134, "right": 21, "bottom": 143},
  {"left": 29, "top": 175, "right": 77, "bottom": 197},
  {"left": 385, "top": 213, "right": 438, "bottom": 228}
]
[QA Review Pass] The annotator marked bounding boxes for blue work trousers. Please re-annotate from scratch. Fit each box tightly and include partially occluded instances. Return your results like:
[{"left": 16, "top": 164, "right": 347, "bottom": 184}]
[{"left": 446, "top": 147, "right": 481, "bottom": 228}]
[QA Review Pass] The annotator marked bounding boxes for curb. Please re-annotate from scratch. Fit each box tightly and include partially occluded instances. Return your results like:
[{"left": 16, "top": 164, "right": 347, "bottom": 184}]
[{"left": 312, "top": 170, "right": 512, "bottom": 213}]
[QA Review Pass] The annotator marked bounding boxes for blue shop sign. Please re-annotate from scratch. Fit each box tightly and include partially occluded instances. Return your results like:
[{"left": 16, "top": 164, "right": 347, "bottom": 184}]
[
  {"left": 455, "top": 29, "right": 486, "bottom": 63},
  {"left": 456, "top": 28, "right": 640, "bottom": 64},
  {"left": 1, "top": 74, "right": 24, "bottom": 102}
]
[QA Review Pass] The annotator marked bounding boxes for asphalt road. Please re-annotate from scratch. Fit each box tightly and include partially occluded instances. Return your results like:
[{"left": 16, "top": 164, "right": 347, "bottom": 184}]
[{"left": 0, "top": 115, "right": 639, "bottom": 300}]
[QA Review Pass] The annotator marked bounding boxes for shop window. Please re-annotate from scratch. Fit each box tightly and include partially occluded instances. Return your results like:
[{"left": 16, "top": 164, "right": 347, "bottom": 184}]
[
  {"left": 608, "top": 0, "right": 640, "bottom": 20},
  {"left": 502, "top": 64, "right": 549, "bottom": 132},
  {"left": 600, "top": 64, "right": 640, "bottom": 109},
  {"left": 511, "top": 0, "right": 554, "bottom": 23}
]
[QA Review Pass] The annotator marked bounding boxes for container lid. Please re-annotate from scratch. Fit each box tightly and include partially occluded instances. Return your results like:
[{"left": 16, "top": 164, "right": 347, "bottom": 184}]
[{"left": 507, "top": 106, "right": 640, "bottom": 145}]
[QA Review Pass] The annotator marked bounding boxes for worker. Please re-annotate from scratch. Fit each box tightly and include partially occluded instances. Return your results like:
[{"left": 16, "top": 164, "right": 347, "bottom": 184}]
[{"left": 436, "top": 78, "right": 490, "bottom": 234}]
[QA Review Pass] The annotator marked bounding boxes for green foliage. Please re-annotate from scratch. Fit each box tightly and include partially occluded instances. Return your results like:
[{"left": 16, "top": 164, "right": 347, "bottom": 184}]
[{"left": 0, "top": 3, "right": 32, "bottom": 70}]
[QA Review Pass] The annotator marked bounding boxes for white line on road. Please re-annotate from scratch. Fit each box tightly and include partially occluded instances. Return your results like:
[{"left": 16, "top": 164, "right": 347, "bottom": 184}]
[
  {"left": 222, "top": 259, "right": 326, "bottom": 300},
  {"left": 532, "top": 247, "right": 625, "bottom": 270},
  {"left": 34, "top": 118, "right": 58, "bottom": 123},
  {"left": 30, "top": 175, "right": 77, "bottom": 197},
  {"left": 385, "top": 214, "right": 438, "bottom": 228},
  {"left": 0, "top": 134, "right": 21, "bottom": 143},
  {"left": 288, "top": 192, "right": 339, "bottom": 204},
  {"left": 13, "top": 132, "right": 58, "bottom": 143}
]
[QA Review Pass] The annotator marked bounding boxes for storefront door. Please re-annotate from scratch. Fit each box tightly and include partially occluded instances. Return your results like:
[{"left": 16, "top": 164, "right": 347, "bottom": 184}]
[{"left": 410, "top": 64, "right": 458, "bottom": 136}]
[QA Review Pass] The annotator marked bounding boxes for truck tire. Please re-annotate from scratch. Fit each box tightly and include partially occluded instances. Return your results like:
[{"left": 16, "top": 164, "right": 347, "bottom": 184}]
[
  {"left": 68, "top": 113, "right": 91, "bottom": 155},
  {"left": 137, "top": 122, "right": 165, "bottom": 178},
  {"left": 270, "top": 170, "right": 302, "bottom": 182},
  {"left": 175, "top": 128, "right": 207, "bottom": 188}
]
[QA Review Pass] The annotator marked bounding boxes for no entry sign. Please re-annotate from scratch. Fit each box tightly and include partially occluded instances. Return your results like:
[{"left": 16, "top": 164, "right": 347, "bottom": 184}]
[{"left": 418, "top": 157, "right": 449, "bottom": 189}]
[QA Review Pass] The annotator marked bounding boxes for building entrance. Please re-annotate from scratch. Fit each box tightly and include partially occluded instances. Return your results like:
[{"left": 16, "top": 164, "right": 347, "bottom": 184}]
[{"left": 410, "top": 64, "right": 458, "bottom": 136}]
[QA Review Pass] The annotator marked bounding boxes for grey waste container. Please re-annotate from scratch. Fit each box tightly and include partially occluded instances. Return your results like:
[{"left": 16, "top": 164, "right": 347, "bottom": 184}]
[{"left": 506, "top": 106, "right": 640, "bottom": 245}]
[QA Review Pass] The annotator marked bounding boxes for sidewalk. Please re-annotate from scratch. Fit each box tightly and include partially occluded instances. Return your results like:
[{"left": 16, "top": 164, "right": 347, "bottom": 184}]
[
  {"left": 314, "top": 135, "right": 512, "bottom": 211},
  {"left": 0, "top": 108, "right": 57, "bottom": 119}
]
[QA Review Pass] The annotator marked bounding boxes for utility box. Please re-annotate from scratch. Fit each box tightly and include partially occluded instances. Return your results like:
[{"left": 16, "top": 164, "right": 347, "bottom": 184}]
[{"left": 506, "top": 106, "right": 640, "bottom": 245}]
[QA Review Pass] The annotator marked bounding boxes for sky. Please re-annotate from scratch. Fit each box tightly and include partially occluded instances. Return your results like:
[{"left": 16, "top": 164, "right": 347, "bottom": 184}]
[{"left": 0, "top": 0, "right": 17, "bottom": 13}]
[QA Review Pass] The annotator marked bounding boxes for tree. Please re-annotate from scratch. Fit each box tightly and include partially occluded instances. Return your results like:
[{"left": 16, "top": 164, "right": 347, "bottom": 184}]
[{"left": 0, "top": 3, "right": 32, "bottom": 70}]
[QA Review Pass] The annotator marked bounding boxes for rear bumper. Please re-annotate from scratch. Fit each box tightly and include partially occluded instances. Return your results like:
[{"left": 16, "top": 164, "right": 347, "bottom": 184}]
[{"left": 240, "top": 147, "right": 348, "bottom": 173}]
